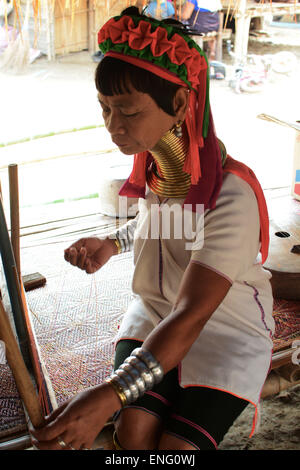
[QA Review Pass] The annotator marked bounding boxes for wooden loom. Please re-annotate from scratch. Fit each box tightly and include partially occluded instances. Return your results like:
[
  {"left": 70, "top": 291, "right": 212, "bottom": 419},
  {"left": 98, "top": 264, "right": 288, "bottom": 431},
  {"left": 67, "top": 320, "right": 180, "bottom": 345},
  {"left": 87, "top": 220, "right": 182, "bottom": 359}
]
[
  {"left": 0, "top": 165, "right": 45, "bottom": 435},
  {"left": 0, "top": 164, "right": 134, "bottom": 440}
]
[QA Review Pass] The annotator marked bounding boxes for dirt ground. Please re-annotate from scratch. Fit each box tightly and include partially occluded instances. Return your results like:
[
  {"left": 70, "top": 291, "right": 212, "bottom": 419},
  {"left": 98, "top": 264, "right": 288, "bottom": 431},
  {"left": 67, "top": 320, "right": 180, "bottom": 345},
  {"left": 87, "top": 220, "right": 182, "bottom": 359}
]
[
  {"left": 0, "top": 21, "right": 300, "bottom": 451},
  {"left": 219, "top": 384, "right": 300, "bottom": 450}
]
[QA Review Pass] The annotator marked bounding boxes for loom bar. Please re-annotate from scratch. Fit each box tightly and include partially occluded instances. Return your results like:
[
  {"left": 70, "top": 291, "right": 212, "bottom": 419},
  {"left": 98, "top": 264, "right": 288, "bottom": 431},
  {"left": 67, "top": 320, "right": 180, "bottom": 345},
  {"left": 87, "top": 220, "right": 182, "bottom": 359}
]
[
  {"left": 8, "top": 164, "right": 21, "bottom": 279},
  {"left": 0, "top": 194, "right": 30, "bottom": 365},
  {"left": 0, "top": 297, "right": 44, "bottom": 429}
]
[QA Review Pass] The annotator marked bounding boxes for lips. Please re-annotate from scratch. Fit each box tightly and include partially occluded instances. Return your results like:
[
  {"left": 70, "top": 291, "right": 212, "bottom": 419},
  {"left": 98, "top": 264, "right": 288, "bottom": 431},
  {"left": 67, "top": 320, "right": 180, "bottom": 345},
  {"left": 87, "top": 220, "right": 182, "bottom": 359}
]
[{"left": 112, "top": 139, "right": 129, "bottom": 147}]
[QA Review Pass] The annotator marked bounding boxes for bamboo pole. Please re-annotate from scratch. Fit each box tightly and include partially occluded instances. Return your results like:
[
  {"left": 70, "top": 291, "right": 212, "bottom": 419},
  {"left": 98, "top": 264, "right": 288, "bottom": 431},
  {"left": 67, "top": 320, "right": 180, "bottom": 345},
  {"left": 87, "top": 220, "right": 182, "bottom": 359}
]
[
  {"left": 8, "top": 164, "right": 21, "bottom": 279},
  {"left": 277, "top": 363, "right": 300, "bottom": 383},
  {"left": 0, "top": 297, "right": 44, "bottom": 428},
  {"left": 261, "top": 370, "right": 300, "bottom": 399},
  {"left": 0, "top": 194, "right": 30, "bottom": 365},
  {"left": 234, "top": 0, "right": 251, "bottom": 63}
]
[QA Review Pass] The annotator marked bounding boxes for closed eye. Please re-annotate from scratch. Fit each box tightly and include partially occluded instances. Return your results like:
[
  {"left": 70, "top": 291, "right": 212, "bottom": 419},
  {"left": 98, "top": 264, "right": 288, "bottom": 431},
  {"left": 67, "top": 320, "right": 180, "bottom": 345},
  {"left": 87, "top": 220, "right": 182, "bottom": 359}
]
[
  {"left": 97, "top": 97, "right": 139, "bottom": 118},
  {"left": 121, "top": 111, "right": 139, "bottom": 118}
]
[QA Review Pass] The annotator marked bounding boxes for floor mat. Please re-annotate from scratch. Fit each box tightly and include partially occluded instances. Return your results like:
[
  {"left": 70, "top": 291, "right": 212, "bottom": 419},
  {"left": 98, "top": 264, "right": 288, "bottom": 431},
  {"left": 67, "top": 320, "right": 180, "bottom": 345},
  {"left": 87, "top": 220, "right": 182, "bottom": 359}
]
[
  {"left": 0, "top": 365, "right": 27, "bottom": 442},
  {"left": 23, "top": 242, "right": 134, "bottom": 412}
]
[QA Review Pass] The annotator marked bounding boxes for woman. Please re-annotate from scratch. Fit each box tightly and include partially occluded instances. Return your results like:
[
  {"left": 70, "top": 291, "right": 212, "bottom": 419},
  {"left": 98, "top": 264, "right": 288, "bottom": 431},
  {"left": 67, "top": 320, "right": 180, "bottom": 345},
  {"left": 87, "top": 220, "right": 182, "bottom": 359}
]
[
  {"left": 31, "top": 7, "right": 274, "bottom": 451},
  {"left": 181, "top": 0, "right": 222, "bottom": 60}
]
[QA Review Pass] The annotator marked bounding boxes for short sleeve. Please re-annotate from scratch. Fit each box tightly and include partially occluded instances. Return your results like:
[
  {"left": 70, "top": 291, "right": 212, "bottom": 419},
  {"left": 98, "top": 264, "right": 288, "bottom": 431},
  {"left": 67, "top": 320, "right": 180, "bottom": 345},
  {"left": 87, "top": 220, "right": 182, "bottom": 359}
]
[{"left": 190, "top": 173, "right": 261, "bottom": 283}]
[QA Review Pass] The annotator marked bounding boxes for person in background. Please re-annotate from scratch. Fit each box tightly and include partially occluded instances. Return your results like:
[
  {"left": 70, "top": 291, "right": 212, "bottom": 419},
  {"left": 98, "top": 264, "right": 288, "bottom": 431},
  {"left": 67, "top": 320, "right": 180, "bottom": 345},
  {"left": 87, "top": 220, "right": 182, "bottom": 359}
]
[
  {"left": 144, "top": 0, "right": 175, "bottom": 19},
  {"left": 181, "top": 0, "right": 222, "bottom": 60}
]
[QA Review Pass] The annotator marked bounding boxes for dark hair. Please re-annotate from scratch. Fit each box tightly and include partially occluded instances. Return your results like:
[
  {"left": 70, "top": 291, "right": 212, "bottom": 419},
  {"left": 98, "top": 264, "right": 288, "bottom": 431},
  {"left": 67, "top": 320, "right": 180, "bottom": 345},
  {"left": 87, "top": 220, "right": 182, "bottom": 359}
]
[
  {"left": 95, "top": 6, "right": 187, "bottom": 117},
  {"left": 95, "top": 58, "right": 180, "bottom": 117}
]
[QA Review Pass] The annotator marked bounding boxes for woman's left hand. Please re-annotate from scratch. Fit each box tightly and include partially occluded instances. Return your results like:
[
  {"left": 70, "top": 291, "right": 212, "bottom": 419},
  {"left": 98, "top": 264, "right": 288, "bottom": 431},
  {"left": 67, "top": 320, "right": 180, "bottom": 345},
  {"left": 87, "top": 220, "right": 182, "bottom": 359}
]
[{"left": 30, "top": 383, "right": 120, "bottom": 450}]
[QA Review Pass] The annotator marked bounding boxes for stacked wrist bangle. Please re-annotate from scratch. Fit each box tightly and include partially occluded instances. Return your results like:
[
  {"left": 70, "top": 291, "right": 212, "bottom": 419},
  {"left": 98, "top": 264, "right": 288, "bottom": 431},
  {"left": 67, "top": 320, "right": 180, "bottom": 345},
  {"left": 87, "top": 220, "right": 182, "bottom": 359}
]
[
  {"left": 113, "top": 238, "right": 122, "bottom": 255},
  {"left": 105, "top": 348, "right": 164, "bottom": 407}
]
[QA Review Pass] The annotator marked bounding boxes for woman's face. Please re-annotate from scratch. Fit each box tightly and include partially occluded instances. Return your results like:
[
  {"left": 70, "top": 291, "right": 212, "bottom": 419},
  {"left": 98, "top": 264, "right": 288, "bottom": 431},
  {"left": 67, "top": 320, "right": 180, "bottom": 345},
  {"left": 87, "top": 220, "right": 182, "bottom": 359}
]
[{"left": 98, "top": 85, "right": 183, "bottom": 155}]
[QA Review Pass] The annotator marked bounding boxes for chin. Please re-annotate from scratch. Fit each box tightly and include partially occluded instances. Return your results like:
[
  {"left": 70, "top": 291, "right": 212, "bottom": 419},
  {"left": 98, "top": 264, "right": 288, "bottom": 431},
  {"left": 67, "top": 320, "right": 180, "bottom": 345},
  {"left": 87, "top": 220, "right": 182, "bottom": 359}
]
[
  {"left": 118, "top": 144, "right": 147, "bottom": 155},
  {"left": 119, "top": 147, "right": 135, "bottom": 155}
]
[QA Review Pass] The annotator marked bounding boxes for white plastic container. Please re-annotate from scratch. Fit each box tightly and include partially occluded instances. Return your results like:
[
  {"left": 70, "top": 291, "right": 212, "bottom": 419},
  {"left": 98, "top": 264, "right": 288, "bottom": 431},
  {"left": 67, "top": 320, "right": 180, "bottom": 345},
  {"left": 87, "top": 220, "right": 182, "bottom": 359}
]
[
  {"left": 257, "top": 114, "right": 300, "bottom": 201},
  {"left": 98, "top": 165, "right": 139, "bottom": 218}
]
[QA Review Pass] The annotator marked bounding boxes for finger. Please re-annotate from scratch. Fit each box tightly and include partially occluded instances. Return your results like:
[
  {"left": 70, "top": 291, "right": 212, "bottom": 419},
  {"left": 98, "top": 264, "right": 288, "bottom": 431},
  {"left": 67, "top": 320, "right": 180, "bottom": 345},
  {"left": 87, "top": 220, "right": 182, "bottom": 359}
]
[
  {"left": 30, "top": 401, "right": 69, "bottom": 437},
  {"left": 69, "top": 437, "right": 94, "bottom": 451},
  {"left": 85, "top": 258, "right": 101, "bottom": 274},
  {"left": 77, "top": 247, "right": 87, "bottom": 270},
  {"left": 68, "top": 247, "right": 79, "bottom": 266},
  {"left": 80, "top": 444, "right": 92, "bottom": 451},
  {"left": 44, "top": 401, "right": 69, "bottom": 424},
  {"left": 64, "top": 241, "right": 83, "bottom": 263},
  {"left": 81, "top": 439, "right": 94, "bottom": 451},
  {"left": 31, "top": 414, "right": 68, "bottom": 442},
  {"left": 64, "top": 249, "right": 70, "bottom": 262},
  {"left": 68, "top": 439, "right": 84, "bottom": 451},
  {"left": 31, "top": 436, "right": 71, "bottom": 451}
]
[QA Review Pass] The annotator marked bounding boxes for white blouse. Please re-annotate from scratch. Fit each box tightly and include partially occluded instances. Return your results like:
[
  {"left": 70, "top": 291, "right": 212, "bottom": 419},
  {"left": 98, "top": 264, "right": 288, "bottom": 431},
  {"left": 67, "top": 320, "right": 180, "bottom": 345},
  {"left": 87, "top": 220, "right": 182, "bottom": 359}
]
[{"left": 116, "top": 172, "right": 274, "bottom": 413}]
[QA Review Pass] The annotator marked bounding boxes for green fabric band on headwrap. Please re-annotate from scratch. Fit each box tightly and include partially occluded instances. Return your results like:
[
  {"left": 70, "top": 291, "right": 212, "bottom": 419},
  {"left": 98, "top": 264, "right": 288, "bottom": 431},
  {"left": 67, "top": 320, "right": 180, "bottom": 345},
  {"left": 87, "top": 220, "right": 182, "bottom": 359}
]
[{"left": 100, "top": 38, "right": 192, "bottom": 87}]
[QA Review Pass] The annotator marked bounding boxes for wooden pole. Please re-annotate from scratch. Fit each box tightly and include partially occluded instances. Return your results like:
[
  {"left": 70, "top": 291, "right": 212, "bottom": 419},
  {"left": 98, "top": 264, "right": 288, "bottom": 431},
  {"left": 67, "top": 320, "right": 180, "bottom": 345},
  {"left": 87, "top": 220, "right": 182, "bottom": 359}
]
[
  {"left": 234, "top": 0, "right": 251, "bottom": 64},
  {"left": 0, "top": 194, "right": 30, "bottom": 365},
  {"left": 8, "top": 164, "right": 21, "bottom": 280},
  {"left": 0, "top": 297, "right": 44, "bottom": 429}
]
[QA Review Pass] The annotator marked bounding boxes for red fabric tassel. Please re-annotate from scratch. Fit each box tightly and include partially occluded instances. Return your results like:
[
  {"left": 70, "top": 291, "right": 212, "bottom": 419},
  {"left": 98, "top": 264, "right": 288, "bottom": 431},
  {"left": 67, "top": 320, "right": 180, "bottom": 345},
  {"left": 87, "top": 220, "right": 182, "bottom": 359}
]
[
  {"left": 129, "top": 152, "right": 148, "bottom": 187},
  {"left": 183, "top": 91, "right": 202, "bottom": 185}
]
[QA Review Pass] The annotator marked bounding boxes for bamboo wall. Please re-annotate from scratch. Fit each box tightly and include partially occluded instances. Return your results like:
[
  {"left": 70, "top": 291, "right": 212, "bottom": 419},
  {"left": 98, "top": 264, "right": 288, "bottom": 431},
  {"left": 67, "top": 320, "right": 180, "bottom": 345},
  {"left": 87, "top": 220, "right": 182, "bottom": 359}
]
[
  {"left": 8, "top": 0, "right": 143, "bottom": 59},
  {"left": 54, "top": 0, "right": 88, "bottom": 55},
  {"left": 51, "top": 0, "right": 150, "bottom": 56},
  {"left": 92, "top": 0, "right": 148, "bottom": 53}
]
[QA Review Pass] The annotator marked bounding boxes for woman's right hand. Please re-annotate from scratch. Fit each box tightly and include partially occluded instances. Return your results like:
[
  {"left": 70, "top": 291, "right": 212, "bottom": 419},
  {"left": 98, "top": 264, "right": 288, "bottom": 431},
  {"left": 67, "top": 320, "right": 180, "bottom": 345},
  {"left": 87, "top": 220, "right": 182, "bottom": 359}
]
[{"left": 64, "top": 237, "right": 118, "bottom": 274}]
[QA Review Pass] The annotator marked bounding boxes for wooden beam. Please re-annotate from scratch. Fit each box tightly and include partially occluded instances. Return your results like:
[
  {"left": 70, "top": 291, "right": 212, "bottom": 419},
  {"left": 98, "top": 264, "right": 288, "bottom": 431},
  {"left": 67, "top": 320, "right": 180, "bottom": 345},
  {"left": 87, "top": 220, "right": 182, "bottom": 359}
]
[
  {"left": 0, "top": 195, "right": 30, "bottom": 365},
  {"left": 234, "top": 0, "right": 251, "bottom": 63},
  {"left": 0, "top": 297, "right": 44, "bottom": 429},
  {"left": 8, "top": 164, "right": 21, "bottom": 280}
]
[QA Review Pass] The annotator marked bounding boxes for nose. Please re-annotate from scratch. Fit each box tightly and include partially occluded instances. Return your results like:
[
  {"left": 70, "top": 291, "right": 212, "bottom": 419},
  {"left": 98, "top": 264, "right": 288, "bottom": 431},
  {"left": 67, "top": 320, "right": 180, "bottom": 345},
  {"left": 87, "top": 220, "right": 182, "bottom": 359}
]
[{"left": 105, "top": 109, "right": 126, "bottom": 136}]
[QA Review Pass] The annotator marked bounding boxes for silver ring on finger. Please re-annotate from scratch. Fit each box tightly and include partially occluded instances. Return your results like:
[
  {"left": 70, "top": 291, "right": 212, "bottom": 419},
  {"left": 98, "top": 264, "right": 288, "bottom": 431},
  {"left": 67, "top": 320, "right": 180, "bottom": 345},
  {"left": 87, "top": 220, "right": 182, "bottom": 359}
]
[{"left": 57, "top": 437, "right": 68, "bottom": 449}]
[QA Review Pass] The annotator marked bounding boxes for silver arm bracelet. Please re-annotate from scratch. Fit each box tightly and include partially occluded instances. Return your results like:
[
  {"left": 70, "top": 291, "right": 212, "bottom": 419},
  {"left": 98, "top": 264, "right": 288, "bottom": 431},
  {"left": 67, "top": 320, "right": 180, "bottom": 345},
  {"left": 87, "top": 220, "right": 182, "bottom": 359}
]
[
  {"left": 108, "top": 348, "right": 164, "bottom": 406},
  {"left": 119, "top": 363, "right": 146, "bottom": 395},
  {"left": 110, "top": 373, "right": 133, "bottom": 404},
  {"left": 114, "top": 368, "right": 140, "bottom": 402},
  {"left": 124, "top": 355, "right": 155, "bottom": 390},
  {"left": 151, "top": 365, "right": 164, "bottom": 384},
  {"left": 131, "top": 348, "right": 164, "bottom": 384}
]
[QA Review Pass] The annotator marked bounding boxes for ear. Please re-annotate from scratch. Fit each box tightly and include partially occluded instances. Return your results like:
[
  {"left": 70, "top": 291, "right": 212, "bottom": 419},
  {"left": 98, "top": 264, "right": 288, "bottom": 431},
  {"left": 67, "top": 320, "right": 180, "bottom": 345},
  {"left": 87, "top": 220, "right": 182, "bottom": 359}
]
[{"left": 173, "top": 87, "right": 190, "bottom": 122}]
